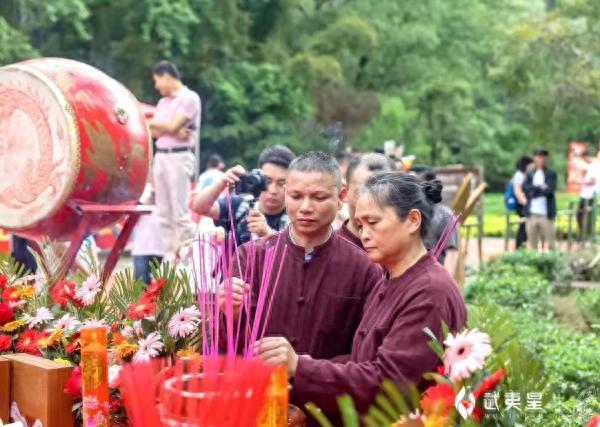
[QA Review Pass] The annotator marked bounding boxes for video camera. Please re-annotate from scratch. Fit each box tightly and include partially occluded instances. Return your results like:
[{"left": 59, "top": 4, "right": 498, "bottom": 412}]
[{"left": 234, "top": 169, "right": 268, "bottom": 206}]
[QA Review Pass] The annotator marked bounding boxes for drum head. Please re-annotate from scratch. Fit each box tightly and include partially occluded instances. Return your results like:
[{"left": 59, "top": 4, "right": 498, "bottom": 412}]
[{"left": 0, "top": 65, "right": 79, "bottom": 229}]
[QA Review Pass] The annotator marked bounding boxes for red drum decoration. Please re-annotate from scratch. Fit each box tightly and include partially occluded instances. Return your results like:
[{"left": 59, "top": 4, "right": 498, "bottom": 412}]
[{"left": 0, "top": 57, "right": 151, "bottom": 240}]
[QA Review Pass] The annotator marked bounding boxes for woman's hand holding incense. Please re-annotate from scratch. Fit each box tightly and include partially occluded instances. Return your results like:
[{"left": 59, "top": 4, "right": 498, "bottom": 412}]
[
  {"left": 217, "top": 278, "right": 249, "bottom": 318},
  {"left": 254, "top": 337, "right": 299, "bottom": 377}
]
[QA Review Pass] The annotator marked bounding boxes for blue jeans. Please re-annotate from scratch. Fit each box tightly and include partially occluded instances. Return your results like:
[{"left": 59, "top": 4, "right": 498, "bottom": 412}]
[{"left": 133, "top": 255, "right": 162, "bottom": 285}]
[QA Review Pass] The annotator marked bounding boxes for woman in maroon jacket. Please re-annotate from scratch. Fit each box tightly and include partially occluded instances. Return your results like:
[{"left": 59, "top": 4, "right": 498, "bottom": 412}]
[{"left": 256, "top": 172, "right": 467, "bottom": 417}]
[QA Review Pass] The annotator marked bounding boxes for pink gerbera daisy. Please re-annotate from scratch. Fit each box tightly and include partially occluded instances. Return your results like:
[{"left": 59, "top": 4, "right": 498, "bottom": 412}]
[
  {"left": 167, "top": 306, "right": 200, "bottom": 339},
  {"left": 52, "top": 313, "right": 80, "bottom": 332},
  {"left": 443, "top": 328, "right": 492, "bottom": 381},
  {"left": 76, "top": 276, "right": 102, "bottom": 306},
  {"left": 132, "top": 332, "right": 164, "bottom": 364},
  {"left": 26, "top": 307, "right": 54, "bottom": 328}
]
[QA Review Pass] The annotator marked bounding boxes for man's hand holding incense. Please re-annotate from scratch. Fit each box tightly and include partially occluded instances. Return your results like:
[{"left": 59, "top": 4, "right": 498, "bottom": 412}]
[
  {"left": 254, "top": 337, "right": 299, "bottom": 377},
  {"left": 217, "top": 278, "right": 249, "bottom": 318}
]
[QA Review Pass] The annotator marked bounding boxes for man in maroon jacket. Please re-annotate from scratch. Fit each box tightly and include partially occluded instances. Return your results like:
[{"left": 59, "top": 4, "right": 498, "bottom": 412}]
[{"left": 220, "top": 151, "right": 383, "bottom": 361}]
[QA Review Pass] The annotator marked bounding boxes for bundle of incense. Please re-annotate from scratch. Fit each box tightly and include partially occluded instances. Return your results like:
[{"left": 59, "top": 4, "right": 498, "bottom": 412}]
[
  {"left": 192, "top": 196, "right": 287, "bottom": 359},
  {"left": 432, "top": 212, "right": 462, "bottom": 260},
  {"left": 119, "top": 356, "right": 276, "bottom": 427}
]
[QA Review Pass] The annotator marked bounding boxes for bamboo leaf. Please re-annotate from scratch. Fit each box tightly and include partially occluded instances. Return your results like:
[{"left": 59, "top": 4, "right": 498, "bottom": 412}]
[
  {"left": 305, "top": 403, "right": 334, "bottom": 427},
  {"left": 337, "top": 395, "right": 360, "bottom": 427},
  {"left": 381, "top": 380, "right": 411, "bottom": 415}
]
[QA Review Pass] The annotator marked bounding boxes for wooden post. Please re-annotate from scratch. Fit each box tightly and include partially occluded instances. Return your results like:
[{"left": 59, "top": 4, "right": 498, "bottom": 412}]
[
  {"left": 0, "top": 357, "right": 9, "bottom": 423},
  {"left": 567, "top": 201, "right": 574, "bottom": 251},
  {"left": 504, "top": 213, "right": 511, "bottom": 252}
]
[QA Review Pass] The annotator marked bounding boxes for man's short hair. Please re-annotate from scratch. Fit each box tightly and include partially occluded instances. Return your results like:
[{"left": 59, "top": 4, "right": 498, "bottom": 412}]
[
  {"left": 533, "top": 149, "right": 549, "bottom": 157},
  {"left": 346, "top": 153, "right": 396, "bottom": 184},
  {"left": 289, "top": 151, "right": 342, "bottom": 188},
  {"left": 258, "top": 145, "right": 296, "bottom": 169},
  {"left": 207, "top": 154, "right": 224, "bottom": 168},
  {"left": 335, "top": 150, "right": 353, "bottom": 164},
  {"left": 153, "top": 60, "right": 181, "bottom": 79}
]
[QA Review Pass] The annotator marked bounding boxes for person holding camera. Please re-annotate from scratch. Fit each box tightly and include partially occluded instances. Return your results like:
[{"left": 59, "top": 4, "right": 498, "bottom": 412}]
[{"left": 190, "top": 145, "right": 295, "bottom": 244}]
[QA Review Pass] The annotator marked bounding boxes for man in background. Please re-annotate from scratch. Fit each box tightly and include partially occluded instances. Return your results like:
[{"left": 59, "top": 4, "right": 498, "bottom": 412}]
[
  {"left": 339, "top": 153, "right": 396, "bottom": 247},
  {"left": 149, "top": 61, "right": 201, "bottom": 261},
  {"left": 523, "top": 149, "right": 557, "bottom": 251},
  {"left": 198, "top": 154, "right": 225, "bottom": 190},
  {"left": 577, "top": 150, "right": 599, "bottom": 241},
  {"left": 190, "top": 145, "right": 295, "bottom": 245}
]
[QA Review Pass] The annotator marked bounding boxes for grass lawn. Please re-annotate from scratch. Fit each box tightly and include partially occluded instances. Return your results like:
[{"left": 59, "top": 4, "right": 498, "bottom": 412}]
[{"left": 473, "top": 193, "right": 598, "bottom": 237}]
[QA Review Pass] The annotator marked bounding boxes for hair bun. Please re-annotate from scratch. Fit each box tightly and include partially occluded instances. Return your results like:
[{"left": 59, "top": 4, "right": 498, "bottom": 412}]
[{"left": 422, "top": 179, "right": 443, "bottom": 204}]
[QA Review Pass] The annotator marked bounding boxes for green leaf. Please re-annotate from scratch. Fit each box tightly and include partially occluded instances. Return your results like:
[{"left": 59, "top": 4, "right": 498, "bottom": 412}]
[
  {"left": 305, "top": 403, "right": 334, "bottom": 427},
  {"left": 337, "top": 395, "right": 360, "bottom": 427}
]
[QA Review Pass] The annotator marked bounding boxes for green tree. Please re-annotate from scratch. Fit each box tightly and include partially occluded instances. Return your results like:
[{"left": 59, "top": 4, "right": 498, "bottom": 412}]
[{"left": 0, "top": 17, "right": 38, "bottom": 65}]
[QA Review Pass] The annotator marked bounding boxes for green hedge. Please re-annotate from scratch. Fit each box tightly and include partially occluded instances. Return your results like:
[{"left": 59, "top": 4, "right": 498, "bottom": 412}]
[
  {"left": 577, "top": 290, "right": 600, "bottom": 328},
  {"left": 468, "top": 251, "right": 600, "bottom": 426},
  {"left": 489, "top": 250, "right": 574, "bottom": 283},
  {"left": 465, "top": 263, "right": 552, "bottom": 314}
]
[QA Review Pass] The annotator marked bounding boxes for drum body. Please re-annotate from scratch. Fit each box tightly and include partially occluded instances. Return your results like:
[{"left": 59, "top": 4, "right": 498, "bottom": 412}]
[{"left": 0, "top": 58, "right": 151, "bottom": 240}]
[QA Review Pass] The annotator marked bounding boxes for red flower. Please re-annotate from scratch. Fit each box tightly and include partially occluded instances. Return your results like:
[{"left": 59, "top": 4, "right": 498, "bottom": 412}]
[
  {"left": 15, "top": 329, "right": 45, "bottom": 356},
  {"left": 474, "top": 368, "right": 506, "bottom": 400},
  {"left": 66, "top": 332, "right": 81, "bottom": 354},
  {"left": 50, "top": 280, "right": 76, "bottom": 307},
  {"left": 420, "top": 383, "right": 456, "bottom": 416},
  {"left": 473, "top": 405, "right": 485, "bottom": 422},
  {"left": 0, "top": 274, "right": 8, "bottom": 289},
  {"left": 0, "top": 334, "right": 12, "bottom": 352},
  {"left": 109, "top": 396, "right": 123, "bottom": 411},
  {"left": 64, "top": 366, "right": 82, "bottom": 399},
  {"left": 2, "top": 286, "right": 21, "bottom": 303},
  {"left": 127, "top": 301, "right": 156, "bottom": 320},
  {"left": 0, "top": 303, "right": 14, "bottom": 324},
  {"left": 588, "top": 415, "right": 600, "bottom": 427},
  {"left": 144, "top": 279, "right": 166, "bottom": 300}
]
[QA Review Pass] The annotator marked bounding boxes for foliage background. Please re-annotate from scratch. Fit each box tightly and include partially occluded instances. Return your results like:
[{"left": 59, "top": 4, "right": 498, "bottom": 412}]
[{"left": 2, "top": 0, "right": 600, "bottom": 190}]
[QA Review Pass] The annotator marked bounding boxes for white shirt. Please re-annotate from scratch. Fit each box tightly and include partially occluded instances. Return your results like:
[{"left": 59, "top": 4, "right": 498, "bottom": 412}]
[
  {"left": 132, "top": 212, "right": 164, "bottom": 256},
  {"left": 580, "top": 159, "right": 600, "bottom": 200},
  {"left": 530, "top": 169, "right": 548, "bottom": 216},
  {"left": 198, "top": 168, "right": 225, "bottom": 190},
  {"left": 512, "top": 170, "right": 525, "bottom": 186}
]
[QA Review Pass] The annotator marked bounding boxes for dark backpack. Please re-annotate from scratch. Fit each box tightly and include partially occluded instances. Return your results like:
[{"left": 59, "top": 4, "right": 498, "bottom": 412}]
[{"left": 504, "top": 181, "right": 518, "bottom": 211}]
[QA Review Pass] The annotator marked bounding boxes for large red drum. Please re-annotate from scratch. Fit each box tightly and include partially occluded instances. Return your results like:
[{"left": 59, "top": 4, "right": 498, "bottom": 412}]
[{"left": 0, "top": 58, "right": 151, "bottom": 240}]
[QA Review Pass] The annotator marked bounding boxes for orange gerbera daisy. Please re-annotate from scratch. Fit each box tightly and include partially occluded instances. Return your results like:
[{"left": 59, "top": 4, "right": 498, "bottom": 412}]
[{"left": 1, "top": 318, "right": 28, "bottom": 332}]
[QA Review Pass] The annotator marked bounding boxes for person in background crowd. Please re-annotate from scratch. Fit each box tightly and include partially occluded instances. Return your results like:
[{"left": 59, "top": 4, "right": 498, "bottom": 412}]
[
  {"left": 512, "top": 155, "right": 534, "bottom": 248},
  {"left": 132, "top": 183, "right": 164, "bottom": 285},
  {"left": 339, "top": 153, "right": 396, "bottom": 248},
  {"left": 254, "top": 172, "right": 466, "bottom": 422},
  {"left": 335, "top": 150, "right": 354, "bottom": 187},
  {"left": 197, "top": 153, "right": 225, "bottom": 190},
  {"left": 190, "top": 145, "right": 295, "bottom": 245},
  {"left": 332, "top": 151, "right": 353, "bottom": 229},
  {"left": 577, "top": 150, "right": 600, "bottom": 241},
  {"left": 149, "top": 60, "right": 201, "bottom": 262},
  {"left": 523, "top": 149, "right": 557, "bottom": 251},
  {"left": 422, "top": 171, "right": 460, "bottom": 278},
  {"left": 10, "top": 235, "right": 37, "bottom": 273}
]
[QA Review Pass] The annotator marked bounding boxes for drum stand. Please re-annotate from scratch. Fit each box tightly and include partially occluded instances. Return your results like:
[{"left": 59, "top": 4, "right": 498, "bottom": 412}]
[{"left": 30, "top": 204, "right": 152, "bottom": 283}]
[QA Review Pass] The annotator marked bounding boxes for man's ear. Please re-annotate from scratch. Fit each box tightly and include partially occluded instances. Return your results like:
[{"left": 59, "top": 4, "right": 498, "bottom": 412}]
[{"left": 338, "top": 185, "right": 348, "bottom": 209}]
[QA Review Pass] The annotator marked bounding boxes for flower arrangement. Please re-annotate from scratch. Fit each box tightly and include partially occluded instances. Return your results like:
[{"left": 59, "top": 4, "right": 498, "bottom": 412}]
[{"left": 0, "top": 248, "right": 198, "bottom": 425}]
